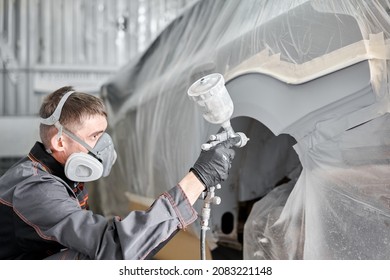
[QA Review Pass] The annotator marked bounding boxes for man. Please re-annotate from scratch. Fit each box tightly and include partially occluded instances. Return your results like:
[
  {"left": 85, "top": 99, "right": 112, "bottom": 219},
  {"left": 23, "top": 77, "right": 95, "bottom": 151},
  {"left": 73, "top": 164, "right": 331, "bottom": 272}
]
[{"left": 0, "top": 86, "right": 238, "bottom": 259}]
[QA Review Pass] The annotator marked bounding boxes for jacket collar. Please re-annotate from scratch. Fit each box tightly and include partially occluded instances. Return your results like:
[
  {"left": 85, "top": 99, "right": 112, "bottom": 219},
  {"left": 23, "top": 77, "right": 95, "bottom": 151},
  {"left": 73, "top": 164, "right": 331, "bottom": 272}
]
[{"left": 29, "top": 142, "right": 75, "bottom": 186}]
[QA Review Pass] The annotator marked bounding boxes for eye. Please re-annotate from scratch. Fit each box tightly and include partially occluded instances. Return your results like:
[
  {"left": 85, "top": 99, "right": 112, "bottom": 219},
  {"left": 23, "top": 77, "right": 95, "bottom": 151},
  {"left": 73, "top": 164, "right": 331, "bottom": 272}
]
[{"left": 91, "top": 132, "right": 103, "bottom": 141}]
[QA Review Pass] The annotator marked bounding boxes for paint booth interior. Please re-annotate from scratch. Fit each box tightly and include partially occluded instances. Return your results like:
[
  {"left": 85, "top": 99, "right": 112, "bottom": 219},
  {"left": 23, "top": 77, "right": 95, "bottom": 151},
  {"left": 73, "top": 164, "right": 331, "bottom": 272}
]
[
  {"left": 78, "top": 0, "right": 390, "bottom": 259},
  {"left": 2, "top": 0, "right": 390, "bottom": 261}
]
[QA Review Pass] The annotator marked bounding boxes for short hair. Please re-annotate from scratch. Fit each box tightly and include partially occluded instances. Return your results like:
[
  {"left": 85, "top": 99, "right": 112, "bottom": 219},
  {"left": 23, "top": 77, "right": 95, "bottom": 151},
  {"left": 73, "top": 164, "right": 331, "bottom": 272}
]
[{"left": 39, "top": 86, "right": 107, "bottom": 148}]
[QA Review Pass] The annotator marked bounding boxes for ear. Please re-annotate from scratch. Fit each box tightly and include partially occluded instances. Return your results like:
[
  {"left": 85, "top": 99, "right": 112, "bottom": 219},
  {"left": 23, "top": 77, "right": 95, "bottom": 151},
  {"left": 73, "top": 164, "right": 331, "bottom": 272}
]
[{"left": 50, "top": 133, "right": 65, "bottom": 152}]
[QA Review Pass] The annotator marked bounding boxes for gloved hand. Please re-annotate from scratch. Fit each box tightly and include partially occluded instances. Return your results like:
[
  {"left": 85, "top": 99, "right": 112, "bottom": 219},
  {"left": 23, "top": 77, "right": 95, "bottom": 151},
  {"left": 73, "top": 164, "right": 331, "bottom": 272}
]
[{"left": 190, "top": 136, "right": 240, "bottom": 190}]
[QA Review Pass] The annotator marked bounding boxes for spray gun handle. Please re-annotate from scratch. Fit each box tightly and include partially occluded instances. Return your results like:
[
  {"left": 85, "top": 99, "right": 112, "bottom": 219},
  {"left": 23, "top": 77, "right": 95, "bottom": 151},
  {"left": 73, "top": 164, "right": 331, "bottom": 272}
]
[{"left": 201, "top": 185, "right": 221, "bottom": 229}]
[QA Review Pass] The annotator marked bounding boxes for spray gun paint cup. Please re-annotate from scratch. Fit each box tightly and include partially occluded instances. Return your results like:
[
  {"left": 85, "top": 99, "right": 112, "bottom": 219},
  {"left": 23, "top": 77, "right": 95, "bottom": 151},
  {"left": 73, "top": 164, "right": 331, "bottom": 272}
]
[
  {"left": 188, "top": 73, "right": 249, "bottom": 150},
  {"left": 187, "top": 73, "right": 234, "bottom": 128}
]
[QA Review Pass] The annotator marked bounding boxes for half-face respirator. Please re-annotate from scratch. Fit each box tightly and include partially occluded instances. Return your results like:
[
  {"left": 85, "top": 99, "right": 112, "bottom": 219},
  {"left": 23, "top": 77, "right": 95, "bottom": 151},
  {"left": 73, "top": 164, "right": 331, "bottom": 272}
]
[{"left": 40, "top": 91, "right": 117, "bottom": 182}]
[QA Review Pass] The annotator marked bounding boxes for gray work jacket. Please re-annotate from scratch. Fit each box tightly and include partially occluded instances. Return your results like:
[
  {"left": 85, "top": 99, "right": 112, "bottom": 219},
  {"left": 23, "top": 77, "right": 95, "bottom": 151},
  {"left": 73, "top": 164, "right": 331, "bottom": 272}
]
[{"left": 0, "top": 142, "right": 198, "bottom": 259}]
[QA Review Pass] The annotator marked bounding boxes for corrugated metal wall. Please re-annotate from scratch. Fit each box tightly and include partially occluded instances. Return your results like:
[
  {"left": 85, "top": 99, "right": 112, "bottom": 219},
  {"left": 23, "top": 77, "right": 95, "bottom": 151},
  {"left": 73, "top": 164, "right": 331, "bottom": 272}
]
[{"left": 0, "top": 0, "right": 194, "bottom": 116}]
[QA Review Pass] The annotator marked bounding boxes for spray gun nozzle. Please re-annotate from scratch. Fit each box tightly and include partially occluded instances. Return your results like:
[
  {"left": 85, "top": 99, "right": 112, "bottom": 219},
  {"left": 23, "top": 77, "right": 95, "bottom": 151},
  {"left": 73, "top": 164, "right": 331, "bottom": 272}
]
[{"left": 235, "top": 132, "right": 250, "bottom": 148}]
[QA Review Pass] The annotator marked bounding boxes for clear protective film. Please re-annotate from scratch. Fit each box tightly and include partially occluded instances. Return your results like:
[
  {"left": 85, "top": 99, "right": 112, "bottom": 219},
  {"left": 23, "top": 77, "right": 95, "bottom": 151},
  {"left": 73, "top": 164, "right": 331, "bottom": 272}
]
[
  {"left": 244, "top": 114, "right": 390, "bottom": 259},
  {"left": 92, "top": 0, "right": 390, "bottom": 259}
]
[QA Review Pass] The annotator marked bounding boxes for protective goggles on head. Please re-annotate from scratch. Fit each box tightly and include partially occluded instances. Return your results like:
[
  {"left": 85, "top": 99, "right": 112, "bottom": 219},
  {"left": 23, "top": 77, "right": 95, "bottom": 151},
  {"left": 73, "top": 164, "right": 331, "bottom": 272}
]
[{"left": 41, "top": 91, "right": 117, "bottom": 182}]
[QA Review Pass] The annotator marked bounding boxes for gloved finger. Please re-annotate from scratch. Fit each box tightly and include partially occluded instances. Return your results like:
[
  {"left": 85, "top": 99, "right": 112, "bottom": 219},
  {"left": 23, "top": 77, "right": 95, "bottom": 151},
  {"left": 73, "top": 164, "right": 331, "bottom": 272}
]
[
  {"left": 225, "top": 148, "right": 236, "bottom": 161},
  {"left": 220, "top": 150, "right": 235, "bottom": 166},
  {"left": 224, "top": 136, "right": 241, "bottom": 148},
  {"left": 221, "top": 153, "right": 230, "bottom": 163}
]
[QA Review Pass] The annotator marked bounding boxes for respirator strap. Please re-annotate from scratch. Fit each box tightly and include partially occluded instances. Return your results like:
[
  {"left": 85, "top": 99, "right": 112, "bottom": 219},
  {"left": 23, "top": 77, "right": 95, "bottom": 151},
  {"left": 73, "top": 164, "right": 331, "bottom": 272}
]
[
  {"left": 59, "top": 124, "right": 101, "bottom": 162},
  {"left": 40, "top": 91, "right": 75, "bottom": 126}
]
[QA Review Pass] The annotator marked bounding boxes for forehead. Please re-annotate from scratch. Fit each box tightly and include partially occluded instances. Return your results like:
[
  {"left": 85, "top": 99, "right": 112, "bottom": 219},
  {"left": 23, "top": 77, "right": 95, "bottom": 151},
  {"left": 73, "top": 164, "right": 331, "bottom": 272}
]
[{"left": 75, "top": 114, "right": 107, "bottom": 135}]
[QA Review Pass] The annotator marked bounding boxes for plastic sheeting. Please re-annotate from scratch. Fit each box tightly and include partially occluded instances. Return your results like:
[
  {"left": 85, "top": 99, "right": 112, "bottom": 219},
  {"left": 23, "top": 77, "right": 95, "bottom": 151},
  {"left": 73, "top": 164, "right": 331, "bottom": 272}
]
[
  {"left": 245, "top": 114, "right": 390, "bottom": 259},
  {"left": 93, "top": 0, "right": 390, "bottom": 259}
]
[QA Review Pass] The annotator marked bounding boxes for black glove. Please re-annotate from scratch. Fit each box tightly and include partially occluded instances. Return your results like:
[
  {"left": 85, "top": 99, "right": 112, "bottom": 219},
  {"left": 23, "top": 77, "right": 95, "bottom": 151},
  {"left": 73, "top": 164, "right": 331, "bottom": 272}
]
[{"left": 191, "top": 136, "right": 240, "bottom": 189}]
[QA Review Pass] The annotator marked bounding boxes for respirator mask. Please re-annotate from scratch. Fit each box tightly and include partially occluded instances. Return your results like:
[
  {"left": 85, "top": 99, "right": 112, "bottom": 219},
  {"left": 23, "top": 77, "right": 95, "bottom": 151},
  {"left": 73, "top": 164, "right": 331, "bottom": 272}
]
[{"left": 40, "top": 91, "right": 117, "bottom": 182}]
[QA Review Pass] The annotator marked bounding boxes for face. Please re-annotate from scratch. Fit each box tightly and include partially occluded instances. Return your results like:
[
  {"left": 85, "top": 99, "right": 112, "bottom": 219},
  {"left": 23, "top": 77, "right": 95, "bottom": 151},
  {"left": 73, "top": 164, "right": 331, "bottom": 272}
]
[{"left": 53, "top": 114, "right": 108, "bottom": 164}]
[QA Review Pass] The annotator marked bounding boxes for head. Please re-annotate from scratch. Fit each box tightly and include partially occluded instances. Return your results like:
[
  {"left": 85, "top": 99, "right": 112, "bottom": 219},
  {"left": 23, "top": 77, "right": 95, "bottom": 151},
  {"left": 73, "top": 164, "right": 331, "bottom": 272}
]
[{"left": 39, "top": 86, "right": 117, "bottom": 182}]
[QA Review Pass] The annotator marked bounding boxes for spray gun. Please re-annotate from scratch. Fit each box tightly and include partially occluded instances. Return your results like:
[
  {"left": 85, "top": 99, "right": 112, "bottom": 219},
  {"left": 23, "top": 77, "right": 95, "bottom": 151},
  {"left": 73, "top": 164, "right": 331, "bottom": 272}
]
[{"left": 187, "top": 73, "right": 249, "bottom": 260}]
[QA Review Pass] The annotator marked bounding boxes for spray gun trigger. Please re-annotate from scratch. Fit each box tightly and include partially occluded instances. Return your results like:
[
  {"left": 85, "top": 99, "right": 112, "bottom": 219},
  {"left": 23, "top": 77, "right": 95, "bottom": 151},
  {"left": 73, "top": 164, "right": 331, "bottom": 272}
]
[
  {"left": 201, "top": 132, "right": 249, "bottom": 151},
  {"left": 209, "top": 131, "right": 229, "bottom": 142},
  {"left": 201, "top": 140, "right": 222, "bottom": 151}
]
